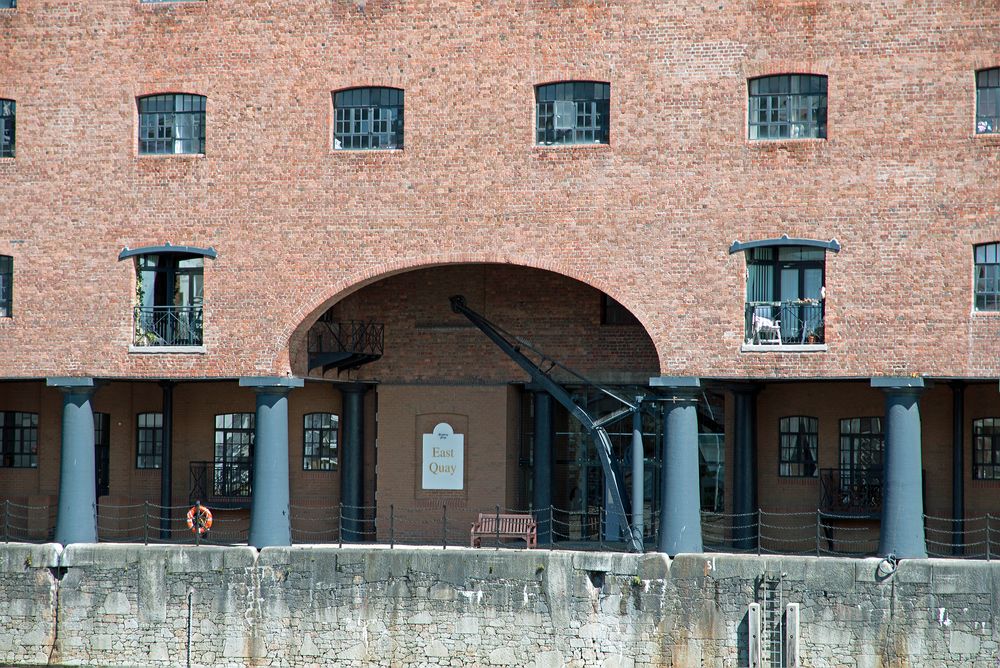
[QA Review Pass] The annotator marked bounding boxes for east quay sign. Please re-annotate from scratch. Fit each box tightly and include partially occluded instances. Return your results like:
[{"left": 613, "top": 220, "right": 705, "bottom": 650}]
[{"left": 422, "top": 422, "right": 464, "bottom": 490}]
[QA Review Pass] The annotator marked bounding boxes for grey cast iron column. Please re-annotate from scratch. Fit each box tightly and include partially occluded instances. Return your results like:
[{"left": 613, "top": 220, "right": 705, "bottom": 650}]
[
  {"left": 650, "top": 377, "right": 703, "bottom": 555},
  {"left": 159, "top": 380, "right": 174, "bottom": 539},
  {"left": 631, "top": 402, "right": 645, "bottom": 547},
  {"left": 240, "top": 376, "right": 304, "bottom": 549},
  {"left": 531, "top": 388, "right": 553, "bottom": 544},
  {"left": 341, "top": 383, "right": 368, "bottom": 542},
  {"left": 47, "top": 377, "right": 98, "bottom": 545},
  {"left": 872, "top": 377, "right": 926, "bottom": 558},
  {"left": 732, "top": 384, "right": 759, "bottom": 550},
  {"left": 952, "top": 381, "right": 965, "bottom": 556}
]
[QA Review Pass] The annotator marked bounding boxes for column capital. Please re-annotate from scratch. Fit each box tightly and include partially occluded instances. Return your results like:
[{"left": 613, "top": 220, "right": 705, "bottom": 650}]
[
  {"left": 871, "top": 377, "right": 926, "bottom": 394},
  {"left": 339, "top": 382, "right": 372, "bottom": 395},
  {"left": 649, "top": 376, "right": 700, "bottom": 401},
  {"left": 46, "top": 377, "right": 97, "bottom": 396},
  {"left": 239, "top": 376, "right": 305, "bottom": 393}
]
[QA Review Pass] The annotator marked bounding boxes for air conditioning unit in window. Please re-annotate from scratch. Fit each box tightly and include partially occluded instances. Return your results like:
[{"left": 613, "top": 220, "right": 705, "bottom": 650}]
[{"left": 553, "top": 100, "right": 577, "bottom": 130}]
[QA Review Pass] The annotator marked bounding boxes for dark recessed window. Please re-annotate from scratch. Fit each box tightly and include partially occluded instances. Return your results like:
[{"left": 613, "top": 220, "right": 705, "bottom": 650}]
[
  {"left": 839, "top": 417, "right": 883, "bottom": 474},
  {"left": 214, "top": 413, "right": 254, "bottom": 497},
  {"left": 0, "top": 255, "right": 11, "bottom": 317},
  {"left": 977, "top": 68, "right": 1000, "bottom": 134},
  {"left": 601, "top": 294, "right": 639, "bottom": 326},
  {"left": 134, "top": 253, "right": 204, "bottom": 346},
  {"left": 535, "top": 81, "right": 610, "bottom": 146},
  {"left": 139, "top": 94, "right": 206, "bottom": 155},
  {"left": 973, "top": 418, "right": 1000, "bottom": 480},
  {"left": 303, "top": 412, "right": 338, "bottom": 471},
  {"left": 136, "top": 412, "right": 163, "bottom": 469},
  {"left": 975, "top": 243, "right": 1000, "bottom": 311},
  {"left": 0, "top": 411, "right": 37, "bottom": 468},
  {"left": 778, "top": 416, "right": 818, "bottom": 477},
  {"left": 334, "top": 87, "right": 404, "bottom": 150},
  {"left": 0, "top": 1, "right": 16, "bottom": 8},
  {"left": 749, "top": 74, "right": 827, "bottom": 140},
  {"left": 0, "top": 99, "right": 14, "bottom": 158}
]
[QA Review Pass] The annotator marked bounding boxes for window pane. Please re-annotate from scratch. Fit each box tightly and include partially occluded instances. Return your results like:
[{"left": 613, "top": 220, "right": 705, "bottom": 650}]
[
  {"left": 535, "top": 81, "right": 610, "bottom": 146},
  {"left": 749, "top": 75, "right": 827, "bottom": 140},
  {"left": 333, "top": 87, "right": 404, "bottom": 151}
]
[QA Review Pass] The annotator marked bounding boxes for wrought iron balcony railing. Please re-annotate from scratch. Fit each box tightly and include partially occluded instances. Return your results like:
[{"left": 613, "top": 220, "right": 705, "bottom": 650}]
[
  {"left": 820, "top": 467, "right": 882, "bottom": 515},
  {"left": 134, "top": 305, "right": 203, "bottom": 346},
  {"left": 189, "top": 460, "right": 252, "bottom": 507},
  {"left": 745, "top": 300, "right": 825, "bottom": 345}
]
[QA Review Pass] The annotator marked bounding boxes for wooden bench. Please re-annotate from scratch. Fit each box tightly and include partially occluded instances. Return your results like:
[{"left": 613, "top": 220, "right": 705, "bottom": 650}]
[{"left": 470, "top": 512, "right": 537, "bottom": 549}]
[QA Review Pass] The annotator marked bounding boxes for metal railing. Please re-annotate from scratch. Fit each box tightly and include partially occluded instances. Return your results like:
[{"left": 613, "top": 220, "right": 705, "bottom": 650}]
[
  {"left": 744, "top": 300, "right": 824, "bottom": 345},
  {"left": 1, "top": 500, "right": 997, "bottom": 560},
  {"left": 189, "top": 460, "right": 252, "bottom": 506},
  {"left": 133, "top": 305, "right": 203, "bottom": 346},
  {"left": 307, "top": 318, "right": 384, "bottom": 357},
  {"left": 820, "top": 467, "right": 882, "bottom": 515}
]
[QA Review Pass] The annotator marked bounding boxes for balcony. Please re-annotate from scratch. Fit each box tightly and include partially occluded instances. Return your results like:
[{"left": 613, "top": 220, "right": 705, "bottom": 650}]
[
  {"left": 134, "top": 305, "right": 203, "bottom": 347},
  {"left": 189, "top": 460, "right": 252, "bottom": 508},
  {"left": 307, "top": 318, "right": 384, "bottom": 374},
  {"left": 819, "top": 467, "right": 882, "bottom": 517},
  {"left": 744, "top": 300, "right": 824, "bottom": 347}
]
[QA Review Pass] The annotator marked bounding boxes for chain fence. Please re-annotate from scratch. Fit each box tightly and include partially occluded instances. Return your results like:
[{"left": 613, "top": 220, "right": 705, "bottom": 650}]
[{"left": 0, "top": 499, "right": 995, "bottom": 558}]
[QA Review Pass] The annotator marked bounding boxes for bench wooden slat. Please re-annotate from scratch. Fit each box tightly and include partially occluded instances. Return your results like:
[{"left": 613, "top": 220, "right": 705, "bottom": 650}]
[{"left": 470, "top": 512, "right": 537, "bottom": 549}]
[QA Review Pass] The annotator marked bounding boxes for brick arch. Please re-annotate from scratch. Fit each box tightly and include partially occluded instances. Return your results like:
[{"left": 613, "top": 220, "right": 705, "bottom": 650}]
[{"left": 266, "top": 252, "right": 663, "bottom": 375}]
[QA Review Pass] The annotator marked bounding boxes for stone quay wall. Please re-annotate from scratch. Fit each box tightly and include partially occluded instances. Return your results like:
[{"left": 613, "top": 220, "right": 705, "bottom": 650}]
[{"left": 0, "top": 543, "right": 995, "bottom": 667}]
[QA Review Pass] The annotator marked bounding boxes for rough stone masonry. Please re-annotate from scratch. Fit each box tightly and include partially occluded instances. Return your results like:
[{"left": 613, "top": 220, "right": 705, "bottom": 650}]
[{"left": 0, "top": 543, "right": 995, "bottom": 667}]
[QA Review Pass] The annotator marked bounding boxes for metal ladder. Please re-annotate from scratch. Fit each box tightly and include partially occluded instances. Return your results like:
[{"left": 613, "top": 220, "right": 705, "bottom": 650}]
[{"left": 759, "top": 571, "right": 784, "bottom": 668}]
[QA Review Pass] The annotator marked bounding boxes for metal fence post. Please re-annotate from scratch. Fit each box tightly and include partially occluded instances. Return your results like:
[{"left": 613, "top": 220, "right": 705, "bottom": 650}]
[
  {"left": 495, "top": 504, "right": 501, "bottom": 550},
  {"left": 194, "top": 502, "right": 202, "bottom": 547},
  {"left": 390, "top": 504, "right": 395, "bottom": 549},
  {"left": 988, "top": 515, "right": 992, "bottom": 561},
  {"left": 3, "top": 499, "right": 8, "bottom": 543},
  {"left": 442, "top": 504, "right": 447, "bottom": 550},
  {"left": 143, "top": 502, "right": 149, "bottom": 546},
  {"left": 549, "top": 505, "right": 555, "bottom": 549},
  {"left": 339, "top": 502, "right": 344, "bottom": 548},
  {"left": 756, "top": 509, "right": 762, "bottom": 557},
  {"left": 815, "top": 510, "right": 821, "bottom": 557}
]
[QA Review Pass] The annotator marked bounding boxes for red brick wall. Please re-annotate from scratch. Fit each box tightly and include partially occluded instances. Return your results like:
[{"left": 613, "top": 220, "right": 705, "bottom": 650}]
[{"left": 0, "top": 2, "right": 997, "bottom": 380}]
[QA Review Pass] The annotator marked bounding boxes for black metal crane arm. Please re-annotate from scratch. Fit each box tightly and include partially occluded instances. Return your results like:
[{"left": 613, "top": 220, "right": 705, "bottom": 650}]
[{"left": 448, "top": 295, "right": 642, "bottom": 552}]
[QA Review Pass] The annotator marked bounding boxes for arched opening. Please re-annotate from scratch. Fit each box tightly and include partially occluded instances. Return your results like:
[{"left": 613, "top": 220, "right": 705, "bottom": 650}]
[{"left": 286, "top": 263, "right": 722, "bottom": 547}]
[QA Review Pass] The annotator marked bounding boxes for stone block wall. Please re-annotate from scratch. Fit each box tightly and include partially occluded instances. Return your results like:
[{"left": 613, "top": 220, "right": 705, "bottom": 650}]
[{"left": 0, "top": 543, "right": 996, "bottom": 667}]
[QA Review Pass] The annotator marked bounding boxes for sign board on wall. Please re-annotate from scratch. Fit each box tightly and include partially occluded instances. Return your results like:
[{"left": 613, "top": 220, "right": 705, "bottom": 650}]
[{"left": 422, "top": 422, "right": 464, "bottom": 490}]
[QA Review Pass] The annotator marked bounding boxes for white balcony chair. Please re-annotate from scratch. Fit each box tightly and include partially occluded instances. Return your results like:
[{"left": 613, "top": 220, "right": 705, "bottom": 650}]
[{"left": 751, "top": 313, "right": 782, "bottom": 345}]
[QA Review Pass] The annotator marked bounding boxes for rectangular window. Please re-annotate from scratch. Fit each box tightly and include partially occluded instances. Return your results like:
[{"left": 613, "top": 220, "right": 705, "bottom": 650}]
[
  {"left": 975, "top": 243, "right": 1000, "bottom": 311},
  {"left": 136, "top": 412, "right": 163, "bottom": 469},
  {"left": 977, "top": 68, "right": 1000, "bottom": 134},
  {"left": 214, "top": 413, "right": 254, "bottom": 497},
  {"left": 94, "top": 413, "right": 110, "bottom": 497},
  {"left": 0, "top": 1, "right": 16, "bottom": 8},
  {"left": 134, "top": 253, "right": 204, "bottom": 346},
  {"left": 334, "top": 87, "right": 404, "bottom": 150},
  {"left": 744, "top": 245, "right": 826, "bottom": 345},
  {"left": 973, "top": 418, "right": 1000, "bottom": 480},
  {"left": 535, "top": 82, "right": 610, "bottom": 146},
  {"left": 0, "top": 411, "right": 38, "bottom": 468},
  {"left": 778, "top": 416, "right": 818, "bottom": 477},
  {"left": 749, "top": 75, "right": 827, "bottom": 140},
  {"left": 839, "top": 417, "right": 883, "bottom": 474},
  {"left": 139, "top": 94, "right": 206, "bottom": 155},
  {"left": 303, "top": 413, "right": 338, "bottom": 470},
  {"left": 0, "top": 99, "right": 14, "bottom": 158},
  {"left": 0, "top": 255, "right": 11, "bottom": 317}
]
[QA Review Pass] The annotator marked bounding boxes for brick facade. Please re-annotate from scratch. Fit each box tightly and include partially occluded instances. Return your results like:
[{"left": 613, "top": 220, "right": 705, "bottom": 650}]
[{"left": 1, "top": 1, "right": 999, "bottom": 542}]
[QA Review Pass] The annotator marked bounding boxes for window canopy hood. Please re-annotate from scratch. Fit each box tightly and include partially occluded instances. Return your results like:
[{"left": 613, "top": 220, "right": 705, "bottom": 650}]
[
  {"left": 729, "top": 235, "right": 841, "bottom": 255},
  {"left": 118, "top": 243, "right": 218, "bottom": 261}
]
